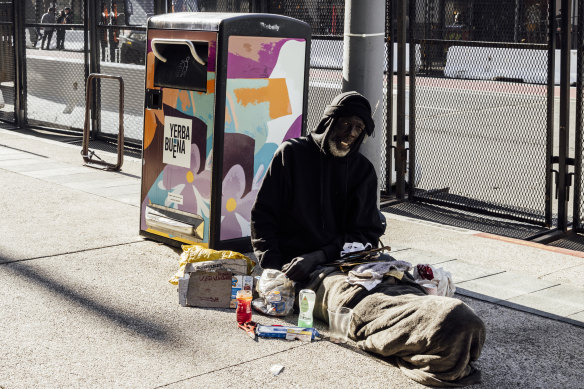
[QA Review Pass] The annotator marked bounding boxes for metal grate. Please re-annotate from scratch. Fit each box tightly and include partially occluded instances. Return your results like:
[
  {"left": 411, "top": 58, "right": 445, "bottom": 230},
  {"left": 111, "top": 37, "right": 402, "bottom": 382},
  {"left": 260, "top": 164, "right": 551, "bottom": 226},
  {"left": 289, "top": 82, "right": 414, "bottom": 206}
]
[
  {"left": 409, "top": 0, "right": 553, "bottom": 227},
  {"left": 382, "top": 201, "right": 548, "bottom": 239},
  {"left": 548, "top": 233, "right": 584, "bottom": 251}
]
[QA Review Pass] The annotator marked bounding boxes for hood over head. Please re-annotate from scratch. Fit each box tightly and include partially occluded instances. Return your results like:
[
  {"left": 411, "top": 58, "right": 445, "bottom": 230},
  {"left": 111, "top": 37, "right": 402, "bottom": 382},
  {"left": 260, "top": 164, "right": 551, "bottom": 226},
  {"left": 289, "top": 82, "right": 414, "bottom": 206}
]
[{"left": 310, "top": 91, "right": 374, "bottom": 156}]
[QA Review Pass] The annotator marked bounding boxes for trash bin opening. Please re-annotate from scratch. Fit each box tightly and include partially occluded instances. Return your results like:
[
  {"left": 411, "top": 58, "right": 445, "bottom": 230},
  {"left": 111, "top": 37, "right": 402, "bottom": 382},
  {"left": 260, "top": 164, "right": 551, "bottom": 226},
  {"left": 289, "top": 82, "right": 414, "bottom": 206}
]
[{"left": 153, "top": 41, "right": 209, "bottom": 92}]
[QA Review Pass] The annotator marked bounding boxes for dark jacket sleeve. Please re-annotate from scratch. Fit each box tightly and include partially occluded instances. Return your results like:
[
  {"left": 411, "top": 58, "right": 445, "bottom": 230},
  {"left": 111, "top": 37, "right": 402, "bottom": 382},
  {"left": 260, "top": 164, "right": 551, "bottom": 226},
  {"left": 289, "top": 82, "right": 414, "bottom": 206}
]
[
  {"left": 321, "top": 160, "right": 385, "bottom": 261},
  {"left": 250, "top": 145, "right": 291, "bottom": 271}
]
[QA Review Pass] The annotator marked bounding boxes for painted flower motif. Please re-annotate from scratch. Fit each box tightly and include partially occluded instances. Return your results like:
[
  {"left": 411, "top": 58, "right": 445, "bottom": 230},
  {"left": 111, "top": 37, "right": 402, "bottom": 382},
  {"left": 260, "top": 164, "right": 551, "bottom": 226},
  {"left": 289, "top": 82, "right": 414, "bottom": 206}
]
[
  {"left": 159, "top": 144, "right": 212, "bottom": 219},
  {"left": 220, "top": 164, "right": 259, "bottom": 240}
]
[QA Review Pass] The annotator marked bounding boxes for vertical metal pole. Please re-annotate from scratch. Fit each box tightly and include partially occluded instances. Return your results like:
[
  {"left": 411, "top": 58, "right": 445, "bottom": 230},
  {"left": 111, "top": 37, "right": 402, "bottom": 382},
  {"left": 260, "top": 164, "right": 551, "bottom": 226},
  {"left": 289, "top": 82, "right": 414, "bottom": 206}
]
[
  {"left": 558, "top": 0, "right": 572, "bottom": 231},
  {"left": 385, "top": 0, "right": 394, "bottom": 195},
  {"left": 575, "top": 0, "right": 583, "bottom": 230},
  {"left": 407, "top": 0, "right": 415, "bottom": 199},
  {"left": 546, "top": 0, "right": 556, "bottom": 227},
  {"left": 13, "top": 0, "right": 26, "bottom": 127},
  {"left": 514, "top": 0, "right": 520, "bottom": 42},
  {"left": 343, "top": 0, "right": 386, "bottom": 205},
  {"left": 155, "top": 0, "right": 168, "bottom": 15},
  {"left": 395, "top": 0, "right": 407, "bottom": 199},
  {"left": 251, "top": 0, "right": 266, "bottom": 13},
  {"left": 88, "top": 0, "right": 100, "bottom": 138},
  {"left": 84, "top": 0, "right": 90, "bottom": 81}
]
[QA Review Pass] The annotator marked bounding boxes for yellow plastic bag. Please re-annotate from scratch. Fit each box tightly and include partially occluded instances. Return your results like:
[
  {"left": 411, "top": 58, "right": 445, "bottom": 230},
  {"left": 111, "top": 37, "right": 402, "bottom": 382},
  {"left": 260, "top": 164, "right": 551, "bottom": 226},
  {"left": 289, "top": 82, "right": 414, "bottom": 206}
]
[{"left": 169, "top": 245, "right": 256, "bottom": 285}]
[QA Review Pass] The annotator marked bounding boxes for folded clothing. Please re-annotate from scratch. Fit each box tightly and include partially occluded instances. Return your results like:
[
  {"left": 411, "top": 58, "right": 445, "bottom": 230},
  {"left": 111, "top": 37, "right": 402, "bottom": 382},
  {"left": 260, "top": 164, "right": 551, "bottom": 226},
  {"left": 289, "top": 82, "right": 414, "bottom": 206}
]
[{"left": 346, "top": 260, "right": 412, "bottom": 291}]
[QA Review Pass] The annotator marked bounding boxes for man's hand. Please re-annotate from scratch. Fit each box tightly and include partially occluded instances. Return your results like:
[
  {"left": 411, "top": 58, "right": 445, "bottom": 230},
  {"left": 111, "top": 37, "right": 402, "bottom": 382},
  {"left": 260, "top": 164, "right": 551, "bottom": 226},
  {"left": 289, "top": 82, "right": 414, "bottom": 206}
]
[{"left": 282, "top": 250, "right": 326, "bottom": 282}]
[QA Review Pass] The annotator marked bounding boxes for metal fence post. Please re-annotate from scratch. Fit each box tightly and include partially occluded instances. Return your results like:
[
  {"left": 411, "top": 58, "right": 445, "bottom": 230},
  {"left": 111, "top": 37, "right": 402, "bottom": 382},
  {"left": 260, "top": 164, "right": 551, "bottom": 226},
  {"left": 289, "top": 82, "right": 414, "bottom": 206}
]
[
  {"left": 342, "top": 0, "right": 385, "bottom": 206},
  {"left": 155, "top": 0, "right": 169, "bottom": 14},
  {"left": 87, "top": 0, "right": 100, "bottom": 139},
  {"left": 558, "top": 0, "right": 573, "bottom": 232},
  {"left": 545, "top": 0, "right": 556, "bottom": 228},
  {"left": 575, "top": 0, "right": 583, "bottom": 230},
  {"left": 407, "top": 0, "right": 415, "bottom": 199},
  {"left": 395, "top": 0, "right": 407, "bottom": 199},
  {"left": 13, "top": 0, "right": 26, "bottom": 127},
  {"left": 384, "top": 0, "right": 393, "bottom": 196}
]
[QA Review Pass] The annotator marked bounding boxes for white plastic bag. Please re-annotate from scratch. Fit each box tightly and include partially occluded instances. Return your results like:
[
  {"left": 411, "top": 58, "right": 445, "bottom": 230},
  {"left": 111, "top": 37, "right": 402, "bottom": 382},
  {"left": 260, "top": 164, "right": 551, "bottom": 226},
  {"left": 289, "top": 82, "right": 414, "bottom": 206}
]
[
  {"left": 252, "top": 269, "right": 295, "bottom": 316},
  {"left": 413, "top": 264, "right": 456, "bottom": 297}
]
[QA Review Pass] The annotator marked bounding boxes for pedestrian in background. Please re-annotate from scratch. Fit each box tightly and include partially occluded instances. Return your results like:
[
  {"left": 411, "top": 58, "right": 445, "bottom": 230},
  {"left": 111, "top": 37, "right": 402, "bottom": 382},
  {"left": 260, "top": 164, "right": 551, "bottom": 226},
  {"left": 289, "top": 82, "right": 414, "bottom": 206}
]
[
  {"left": 40, "top": 7, "right": 56, "bottom": 50},
  {"left": 109, "top": 2, "right": 120, "bottom": 62},
  {"left": 63, "top": 7, "right": 73, "bottom": 49},
  {"left": 100, "top": 3, "right": 109, "bottom": 61},
  {"left": 28, "top": 27, "right": 42, "bottom": 48},
  {"left": 55, "top": 10, "right": 66, "bottom": 50}
]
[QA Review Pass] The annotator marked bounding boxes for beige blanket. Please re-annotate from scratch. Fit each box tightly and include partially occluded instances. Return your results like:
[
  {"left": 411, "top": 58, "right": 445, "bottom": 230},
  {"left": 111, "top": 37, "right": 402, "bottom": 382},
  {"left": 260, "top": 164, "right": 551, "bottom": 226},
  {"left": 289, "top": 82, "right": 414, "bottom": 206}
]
[{"left": 305, "top": 267, "right": 486, "bottom": 387}]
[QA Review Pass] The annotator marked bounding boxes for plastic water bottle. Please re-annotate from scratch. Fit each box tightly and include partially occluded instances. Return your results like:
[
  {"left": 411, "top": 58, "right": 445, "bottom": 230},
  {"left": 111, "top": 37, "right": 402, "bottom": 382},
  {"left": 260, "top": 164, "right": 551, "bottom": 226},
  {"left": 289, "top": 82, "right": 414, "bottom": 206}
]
[{"left": 297, "top": 289, "right": 316, "bottom": 328}]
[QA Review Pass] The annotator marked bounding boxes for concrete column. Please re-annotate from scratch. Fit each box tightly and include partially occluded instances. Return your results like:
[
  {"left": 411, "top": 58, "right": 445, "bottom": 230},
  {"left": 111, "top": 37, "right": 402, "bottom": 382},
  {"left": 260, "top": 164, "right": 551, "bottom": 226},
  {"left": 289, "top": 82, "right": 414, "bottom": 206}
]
[{"left": 342, "top": 0, "right": 386, "bottom": 204}]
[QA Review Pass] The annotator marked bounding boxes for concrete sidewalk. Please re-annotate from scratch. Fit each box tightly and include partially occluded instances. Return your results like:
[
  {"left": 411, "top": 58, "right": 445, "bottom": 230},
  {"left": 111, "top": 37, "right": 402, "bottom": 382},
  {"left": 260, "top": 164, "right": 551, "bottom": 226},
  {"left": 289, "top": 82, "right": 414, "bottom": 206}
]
[{"left": 0, "top": 126, "right": 583, "bottom": 388}]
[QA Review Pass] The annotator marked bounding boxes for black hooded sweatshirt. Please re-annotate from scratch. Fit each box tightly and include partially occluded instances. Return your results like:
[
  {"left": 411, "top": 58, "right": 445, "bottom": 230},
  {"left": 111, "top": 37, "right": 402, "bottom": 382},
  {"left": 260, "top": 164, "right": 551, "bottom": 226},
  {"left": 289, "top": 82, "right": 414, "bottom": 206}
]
[{"left": 250, "top": 92, "right": 385, "bottom": 271}]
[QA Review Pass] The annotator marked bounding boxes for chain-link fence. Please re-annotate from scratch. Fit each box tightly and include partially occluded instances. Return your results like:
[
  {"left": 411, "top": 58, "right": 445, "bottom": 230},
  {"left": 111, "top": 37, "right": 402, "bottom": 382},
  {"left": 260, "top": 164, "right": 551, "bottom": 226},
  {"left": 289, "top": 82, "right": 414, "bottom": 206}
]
[
  {"left": 4, "top": 0, "right": 580, "bottom": 233},
  {"left": 4, "top": 0, "right": 393, "bottom": 188},
  {"left": 96, "top": 0, "right": 149, "bottom": 149},
  {"left": 0, "top": 1, "right": 15, "bottom": 123},
  {"left": 266, "top": 0, "right": 344, "bottom": 36},
  {"left": 259, "top": 0, "right": 347, "bottom": 135},
  {"left": 24, "top": 1, "right": 87, "bottom": 132},
  {"left": 265, "top": 0, "right": 394, "bottom": 192},
  {"left": 408, "top": 0, "right": 554, "bottom": 226}
]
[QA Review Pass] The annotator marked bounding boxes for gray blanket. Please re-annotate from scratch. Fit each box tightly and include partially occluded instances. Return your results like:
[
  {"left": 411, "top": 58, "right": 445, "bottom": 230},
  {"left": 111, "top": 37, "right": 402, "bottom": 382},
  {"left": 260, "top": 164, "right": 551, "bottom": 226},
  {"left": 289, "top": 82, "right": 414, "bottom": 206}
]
[{"left": 305, "top": 266, "right": 486, "bottom": 387}]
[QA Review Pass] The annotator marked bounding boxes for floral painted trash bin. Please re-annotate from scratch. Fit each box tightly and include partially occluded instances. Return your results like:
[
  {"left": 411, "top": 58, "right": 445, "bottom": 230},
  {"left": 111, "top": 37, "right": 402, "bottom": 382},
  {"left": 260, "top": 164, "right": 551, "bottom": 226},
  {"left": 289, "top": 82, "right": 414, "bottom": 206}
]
[{"left": 140, "top": 12, "right": 311, "bottom": 251}]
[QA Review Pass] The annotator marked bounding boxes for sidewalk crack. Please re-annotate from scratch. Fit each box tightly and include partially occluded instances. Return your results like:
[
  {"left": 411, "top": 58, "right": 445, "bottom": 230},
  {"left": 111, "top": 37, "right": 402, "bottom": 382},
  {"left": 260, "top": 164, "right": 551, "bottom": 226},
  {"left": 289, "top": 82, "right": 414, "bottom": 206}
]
[
  {"left": 152, "top": 343, "right": 309, "bottom": 388},
  {"left": 0, "top": 239, "right": 146, "bottom": 264}
]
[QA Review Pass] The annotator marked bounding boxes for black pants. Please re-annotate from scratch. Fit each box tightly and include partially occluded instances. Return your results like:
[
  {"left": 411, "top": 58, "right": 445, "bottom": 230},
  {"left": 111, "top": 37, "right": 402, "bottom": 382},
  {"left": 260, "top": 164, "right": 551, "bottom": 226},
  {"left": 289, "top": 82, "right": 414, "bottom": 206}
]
[
  {"left": 56, "top": 29, "right": 65, "bottom": 50},
  {"left": 41, "top": 30, "right": 53, "bottom": 49}
]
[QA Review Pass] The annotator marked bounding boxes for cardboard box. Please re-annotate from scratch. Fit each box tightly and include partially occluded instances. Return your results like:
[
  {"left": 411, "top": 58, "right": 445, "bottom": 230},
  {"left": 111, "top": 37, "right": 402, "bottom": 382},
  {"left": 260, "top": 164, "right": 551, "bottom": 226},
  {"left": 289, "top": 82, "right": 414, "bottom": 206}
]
[
  {"left": 186, "top": 270, "right": 232, "bottom": 308},
  {"left": 179, "top": 270, "right": 254, "bottom": 309}
]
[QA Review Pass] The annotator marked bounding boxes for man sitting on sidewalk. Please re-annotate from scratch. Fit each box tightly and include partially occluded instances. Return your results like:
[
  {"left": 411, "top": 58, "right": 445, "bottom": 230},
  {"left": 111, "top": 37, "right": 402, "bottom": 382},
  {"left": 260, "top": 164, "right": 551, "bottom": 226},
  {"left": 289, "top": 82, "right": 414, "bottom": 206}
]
[{"left": 251, "top": 91, "right": 486, "bottom": 386}]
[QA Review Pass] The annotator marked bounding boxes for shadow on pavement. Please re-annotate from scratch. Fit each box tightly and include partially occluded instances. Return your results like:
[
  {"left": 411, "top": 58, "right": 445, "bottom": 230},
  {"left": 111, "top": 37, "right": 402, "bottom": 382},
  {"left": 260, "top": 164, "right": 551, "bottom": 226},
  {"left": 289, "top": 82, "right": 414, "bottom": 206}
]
[{"left": 1, "top": 259, "right": 171, "bottom": 342}]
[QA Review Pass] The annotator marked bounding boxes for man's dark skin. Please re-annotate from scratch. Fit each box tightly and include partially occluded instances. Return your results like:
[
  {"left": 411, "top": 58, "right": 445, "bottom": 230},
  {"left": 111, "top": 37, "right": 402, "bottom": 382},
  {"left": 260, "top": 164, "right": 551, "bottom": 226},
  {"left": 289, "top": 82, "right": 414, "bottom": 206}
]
[{"left": 280, "top": 115, "right": 366, "bottom": 282}]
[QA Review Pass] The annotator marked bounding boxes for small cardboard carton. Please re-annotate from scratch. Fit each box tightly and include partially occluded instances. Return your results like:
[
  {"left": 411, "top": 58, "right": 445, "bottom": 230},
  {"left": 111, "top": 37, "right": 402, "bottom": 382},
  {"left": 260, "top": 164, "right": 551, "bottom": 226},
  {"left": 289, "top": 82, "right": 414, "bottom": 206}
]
[
  {"left": 186, "top": 270, "right": 232, "bottom": 308},
  {"left": 230, "top": 275, "right": 254, "bottom": 308},
  {"left": 179, "top": 270, "right": 254, "bottom": 309}
]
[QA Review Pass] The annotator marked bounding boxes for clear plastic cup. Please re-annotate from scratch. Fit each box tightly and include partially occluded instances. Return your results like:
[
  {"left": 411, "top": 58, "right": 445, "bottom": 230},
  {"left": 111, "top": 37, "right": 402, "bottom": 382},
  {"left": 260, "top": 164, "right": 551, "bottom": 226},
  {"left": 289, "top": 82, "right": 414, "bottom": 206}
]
[
  {"left": 421, "top": 282, "right": 438, "bottom": 295},
  {"left": 327, "top": 307, "right": 353, "bottom": 344}
]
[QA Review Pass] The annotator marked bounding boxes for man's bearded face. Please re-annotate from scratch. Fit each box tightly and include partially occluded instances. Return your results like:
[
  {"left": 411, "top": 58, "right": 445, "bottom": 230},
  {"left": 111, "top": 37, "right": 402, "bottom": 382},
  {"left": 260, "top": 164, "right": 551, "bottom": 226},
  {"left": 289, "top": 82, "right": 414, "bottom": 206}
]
[{"left": 328, "top": 115, "right": 366, "bottom": 157}]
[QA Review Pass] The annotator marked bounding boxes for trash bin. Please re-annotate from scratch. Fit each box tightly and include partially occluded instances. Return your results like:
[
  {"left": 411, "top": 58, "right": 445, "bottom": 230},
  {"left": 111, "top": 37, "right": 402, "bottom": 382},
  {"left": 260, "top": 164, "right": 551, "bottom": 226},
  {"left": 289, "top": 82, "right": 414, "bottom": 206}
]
[{"left": 140, "top": 12, "right": 311, "bottom": 252}]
